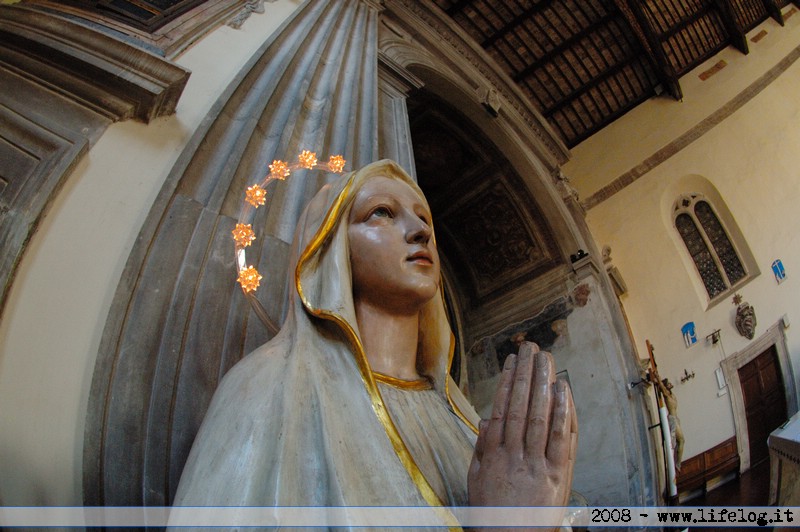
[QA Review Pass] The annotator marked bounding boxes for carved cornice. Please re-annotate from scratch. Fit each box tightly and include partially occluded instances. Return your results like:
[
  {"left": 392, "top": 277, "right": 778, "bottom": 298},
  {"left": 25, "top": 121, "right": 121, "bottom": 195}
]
[
  {"left": 378, "top": 50, "right": 424, "bottom": 95},
  {"left": 359, "top": 0, "right": 386, "bottom": 12},
  {"left": 0, "top": 4, "right": 190, "bottom": 122},
  {"left": 227, "top": 0, "right": 266, "bottom": 29},
  {"left": 383, "top": 0, "right": 569, "bottom": 167}
]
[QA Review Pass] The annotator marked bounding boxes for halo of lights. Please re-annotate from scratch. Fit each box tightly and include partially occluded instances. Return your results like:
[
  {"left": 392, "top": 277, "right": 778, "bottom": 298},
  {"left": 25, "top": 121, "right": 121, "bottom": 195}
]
[{"left": 233, "top": 152, "right": 347, "bottom": 293}]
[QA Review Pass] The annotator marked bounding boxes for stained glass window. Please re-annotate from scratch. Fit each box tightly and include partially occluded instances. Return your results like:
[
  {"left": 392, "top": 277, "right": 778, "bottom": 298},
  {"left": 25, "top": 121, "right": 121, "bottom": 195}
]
[
  {"left": 675, "top": 194, "right": 747, "bottom": 300},
  {"left": 694, "top": 200, "right": 746, "bottom": 285}
]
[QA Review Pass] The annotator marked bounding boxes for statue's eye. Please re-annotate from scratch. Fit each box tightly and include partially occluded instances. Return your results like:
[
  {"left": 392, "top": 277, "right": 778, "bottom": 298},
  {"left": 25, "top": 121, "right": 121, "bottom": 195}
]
[{"left": 370, "top": 206, "right": 392, "bottom": 219}]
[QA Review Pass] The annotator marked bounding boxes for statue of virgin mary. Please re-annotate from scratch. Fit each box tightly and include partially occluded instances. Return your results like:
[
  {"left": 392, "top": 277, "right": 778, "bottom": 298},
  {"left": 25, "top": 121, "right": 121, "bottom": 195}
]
[
  {"left": 173, "top": 160, "right": 480, "bottom": 509},
  {"left": 173, "top": 159, "right": 576, "bottom": 526}
]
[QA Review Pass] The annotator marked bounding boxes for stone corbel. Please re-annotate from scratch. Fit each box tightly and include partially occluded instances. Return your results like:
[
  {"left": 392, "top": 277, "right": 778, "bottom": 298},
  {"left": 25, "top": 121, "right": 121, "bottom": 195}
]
[
  {"left": 227, "top": 0, "right": 267, "bottom": 29},
  {"left": 553, "top": 167, "right": 581, "bottom": 205},
  {"left": 477, "top": 85, "right": 501, "bottom": 117},
  {"left": 602, "top": 245, "right": 628, "bottom": 297}
]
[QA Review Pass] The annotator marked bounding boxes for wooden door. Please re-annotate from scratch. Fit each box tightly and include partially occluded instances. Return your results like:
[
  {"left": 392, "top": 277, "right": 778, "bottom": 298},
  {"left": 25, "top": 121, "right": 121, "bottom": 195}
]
[{"left": 738, "top": 345, "right": 788, "bottom": 466}]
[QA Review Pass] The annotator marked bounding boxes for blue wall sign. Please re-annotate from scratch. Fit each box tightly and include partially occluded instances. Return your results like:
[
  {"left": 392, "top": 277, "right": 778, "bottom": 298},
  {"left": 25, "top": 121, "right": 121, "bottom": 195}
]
[
  {"left": 681, "top": 322, "right": 697, "bottom": 348},
  {"left": 772, "top": 259, "right": 786, "bottom": 284}
]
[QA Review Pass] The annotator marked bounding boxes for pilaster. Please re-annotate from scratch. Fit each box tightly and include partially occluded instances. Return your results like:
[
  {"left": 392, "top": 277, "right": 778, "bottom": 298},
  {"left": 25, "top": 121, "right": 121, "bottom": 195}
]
[{"left": 377, "top": 50, "right": 424, "bottom": 177}]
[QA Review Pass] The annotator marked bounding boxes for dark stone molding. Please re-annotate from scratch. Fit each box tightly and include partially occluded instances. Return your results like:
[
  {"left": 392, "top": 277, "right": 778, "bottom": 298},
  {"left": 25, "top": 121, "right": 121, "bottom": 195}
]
[
  {"left": 0, "top": 4, "right": 190, "bottom": 323},
  {"left": 21, "top": 0, "right": 262, "bottom": 59},
  {"left": 0, "top": 4, "right": 190, "bottom": 123},
  {"left": 0, "top": 78, "right": 103, "bottom": 322}
]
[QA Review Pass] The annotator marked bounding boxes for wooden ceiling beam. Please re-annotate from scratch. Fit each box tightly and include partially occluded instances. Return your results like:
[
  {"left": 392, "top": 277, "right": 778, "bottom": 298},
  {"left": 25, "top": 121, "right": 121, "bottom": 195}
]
[
  {"left": 612, "top": 0, "right": 682, "bottom": 101},
  {"left": 763, "top": 0, "right": 786, "bottom": 26},
  {"left": 535, "top": 53, "right": 646, "bottom": 116},
  {"left": 444, "top": 0, "right": 474, "bottom": 17},
  {"left": 480, "top": 0, "right": 554, "bottom": 49},
  {"left": 510, "top": 12, "right": 617, "bottom": 83},
  {"left": 713, "top": 0, "right": 749, "bottom": 54}
]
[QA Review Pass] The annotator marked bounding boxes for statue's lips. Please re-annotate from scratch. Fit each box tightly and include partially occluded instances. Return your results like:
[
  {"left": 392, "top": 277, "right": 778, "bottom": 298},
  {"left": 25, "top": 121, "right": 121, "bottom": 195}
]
[{"left": 407, "top": 251, "right": 433, "bottom": 265}]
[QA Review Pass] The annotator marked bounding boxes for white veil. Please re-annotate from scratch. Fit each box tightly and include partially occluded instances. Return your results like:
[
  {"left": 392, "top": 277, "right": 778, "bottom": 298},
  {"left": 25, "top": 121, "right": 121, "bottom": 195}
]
[{"left": 173, "top": 159, "right": 479, "bottom": 513}]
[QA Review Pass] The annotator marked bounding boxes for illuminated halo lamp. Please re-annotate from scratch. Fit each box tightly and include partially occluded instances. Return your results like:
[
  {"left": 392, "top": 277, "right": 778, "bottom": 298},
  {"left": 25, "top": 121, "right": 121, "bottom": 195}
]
[{"left": 232, "top": 151, "right": 346, "bottom": 331}]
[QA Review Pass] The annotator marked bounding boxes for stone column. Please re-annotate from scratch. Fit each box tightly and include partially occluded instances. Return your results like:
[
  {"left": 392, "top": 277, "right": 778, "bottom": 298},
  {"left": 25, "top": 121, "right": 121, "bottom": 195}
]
[
  {"left": 84, "top": 0, "right": 382, "bottom": 507},
  {"left": 377, "top": 51, "right": 424, "bottom": 178}
]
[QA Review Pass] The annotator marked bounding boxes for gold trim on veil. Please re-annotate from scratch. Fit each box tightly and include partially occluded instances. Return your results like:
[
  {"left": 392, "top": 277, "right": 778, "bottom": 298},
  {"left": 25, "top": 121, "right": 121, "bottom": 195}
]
[
  {"left": 295, "top": 160, "right": 478, "bottom": 521},
  {"left": 174, "top": 160, "right": 479, "bottom": 530}
]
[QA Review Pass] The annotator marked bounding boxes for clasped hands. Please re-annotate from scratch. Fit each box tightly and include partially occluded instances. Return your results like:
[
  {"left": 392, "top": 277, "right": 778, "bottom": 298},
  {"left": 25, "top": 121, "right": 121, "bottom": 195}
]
[{"left": 468, "top": 341, "right": 578, "bottom": 530}]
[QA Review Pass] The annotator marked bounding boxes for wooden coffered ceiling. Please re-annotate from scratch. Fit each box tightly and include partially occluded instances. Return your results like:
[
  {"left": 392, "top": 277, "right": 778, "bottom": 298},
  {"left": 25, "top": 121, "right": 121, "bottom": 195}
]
[{"left": 432, "top": 0, "right": 798, "bottom": 147}]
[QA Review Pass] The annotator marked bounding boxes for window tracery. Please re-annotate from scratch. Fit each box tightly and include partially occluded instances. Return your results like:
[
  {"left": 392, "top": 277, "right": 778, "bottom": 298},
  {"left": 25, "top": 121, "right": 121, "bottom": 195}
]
[{"left": 674, "top": 193, "right": 747, "bottom": 300}]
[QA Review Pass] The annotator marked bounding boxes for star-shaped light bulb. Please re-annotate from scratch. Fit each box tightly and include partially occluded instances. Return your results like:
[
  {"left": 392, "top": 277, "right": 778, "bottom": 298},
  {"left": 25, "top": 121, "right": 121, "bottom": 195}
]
[
  {"left": 269, "top": 160, "right": 290, "bottom": 180},
  {"left": 328, "top": 155, "right": 346, "bottom": 173},
  {"left": 237, "top": 266, "right": 263, "bottom": 293},
  {"left": 232, "top": 223, "right": 256, "bottom": 247},
  {"left": 245, "top": 184, "right": 267, "bottom": 207},
  {"left": 298, "top": 150, "right": 318, "bottom": 169}
]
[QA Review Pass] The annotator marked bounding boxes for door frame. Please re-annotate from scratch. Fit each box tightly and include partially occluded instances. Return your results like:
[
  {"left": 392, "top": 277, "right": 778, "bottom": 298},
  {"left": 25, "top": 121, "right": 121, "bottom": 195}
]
[{"left": 720, "top": 321, "right": 797, "bottom": 471}]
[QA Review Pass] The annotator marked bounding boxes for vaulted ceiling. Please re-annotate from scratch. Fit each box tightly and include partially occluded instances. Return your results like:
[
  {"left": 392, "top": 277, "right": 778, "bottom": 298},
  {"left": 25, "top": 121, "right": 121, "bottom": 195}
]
[{"left": 433, "top": 0, "right": 797, "bottom": 147}]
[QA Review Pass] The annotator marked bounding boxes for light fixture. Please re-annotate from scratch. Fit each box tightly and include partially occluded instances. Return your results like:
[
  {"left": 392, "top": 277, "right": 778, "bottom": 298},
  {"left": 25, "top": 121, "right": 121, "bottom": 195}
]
[
  {"left": 233, "top": 151, "right": 346, "bottom": 293},
  {"left": 706, "top": 329, "right": 721, "bottom": 344}
]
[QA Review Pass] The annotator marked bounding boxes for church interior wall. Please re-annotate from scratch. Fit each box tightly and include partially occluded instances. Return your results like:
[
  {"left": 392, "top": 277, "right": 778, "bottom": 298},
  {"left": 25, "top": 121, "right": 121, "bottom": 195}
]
[
  {"left": 0, "top": 1, "right": 301, "bottom": 506},
  {"left": 7, "top": 0, "right": 795, "bottom": 511},
  {"left": 564, "top": 8, "right": 800, "bottom": 464},
  {"left": 0, "top": 0, "right": 658, "bottom": 509}
]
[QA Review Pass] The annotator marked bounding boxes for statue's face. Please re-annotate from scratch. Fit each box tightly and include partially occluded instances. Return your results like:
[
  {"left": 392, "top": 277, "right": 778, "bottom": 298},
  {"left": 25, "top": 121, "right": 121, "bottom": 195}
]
[{"left": 348, "top": 176, "right": 440, "bottom": 313}]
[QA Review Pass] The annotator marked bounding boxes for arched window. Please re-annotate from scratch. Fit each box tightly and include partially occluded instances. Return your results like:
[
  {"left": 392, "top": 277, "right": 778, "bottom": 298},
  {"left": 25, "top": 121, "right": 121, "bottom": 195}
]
[{"left": 674, "top": 193, "right": 747, "bottom": 300}]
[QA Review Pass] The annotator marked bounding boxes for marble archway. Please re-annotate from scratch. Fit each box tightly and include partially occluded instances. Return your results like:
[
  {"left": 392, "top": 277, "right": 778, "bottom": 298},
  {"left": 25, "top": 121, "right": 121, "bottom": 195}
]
[{"left": 378, "top": 1, "right": 659, "bottom": 507}]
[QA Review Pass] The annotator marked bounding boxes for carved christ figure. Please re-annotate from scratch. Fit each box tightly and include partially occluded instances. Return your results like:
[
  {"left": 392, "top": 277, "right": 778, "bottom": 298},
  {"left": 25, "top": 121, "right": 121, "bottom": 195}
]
[
  {"left": 173, "top": 160, "right": 578, "bottom": 529},
  {"left": 657, "top": 378, "right": 685, "bottom": 471}
]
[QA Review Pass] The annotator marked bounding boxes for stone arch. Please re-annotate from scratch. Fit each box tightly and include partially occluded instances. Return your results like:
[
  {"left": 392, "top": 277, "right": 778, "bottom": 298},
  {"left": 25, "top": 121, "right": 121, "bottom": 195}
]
[{"left": 377, "top": 2, "right": 658, "bottom": 507}]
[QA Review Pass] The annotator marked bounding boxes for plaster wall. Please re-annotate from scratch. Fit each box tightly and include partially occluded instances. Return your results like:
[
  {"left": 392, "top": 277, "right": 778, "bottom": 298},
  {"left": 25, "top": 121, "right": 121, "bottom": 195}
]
[
  {"left": 466, "top": 277, "right": 644, "bottom": 506},
  {"left": 0, "top": 0, "right": 302, "bottom": 506},
  {"left": 565, "top": 9, "right": 800, "bottom": 461}
]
